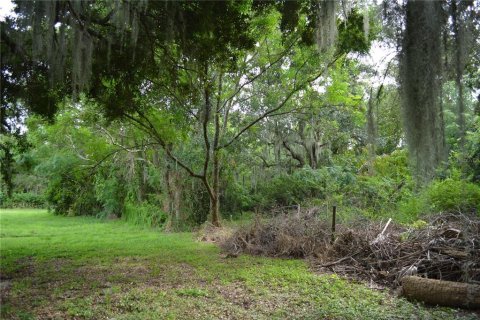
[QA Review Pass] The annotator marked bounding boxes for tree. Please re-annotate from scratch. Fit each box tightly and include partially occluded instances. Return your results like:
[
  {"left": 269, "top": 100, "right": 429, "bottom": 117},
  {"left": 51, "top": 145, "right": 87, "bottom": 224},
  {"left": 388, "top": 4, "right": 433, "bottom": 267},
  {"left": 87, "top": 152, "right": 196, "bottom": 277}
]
[
  {"left": 115, "top": 11, "right": 341, "bottom": 226},
  {"left": 2, "top": 0, "right": 374, "bottom": 224},
  {"left": 2, "top": 0, "right": 265, "bottom": 223}
]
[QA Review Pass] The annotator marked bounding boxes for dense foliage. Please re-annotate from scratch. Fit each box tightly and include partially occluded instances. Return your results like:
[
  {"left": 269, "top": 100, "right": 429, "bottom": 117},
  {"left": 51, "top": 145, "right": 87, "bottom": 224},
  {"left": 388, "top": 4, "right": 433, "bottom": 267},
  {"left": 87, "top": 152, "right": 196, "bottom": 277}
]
[{"left": 1, "top": 0, "right": 479, "bottom": 229}]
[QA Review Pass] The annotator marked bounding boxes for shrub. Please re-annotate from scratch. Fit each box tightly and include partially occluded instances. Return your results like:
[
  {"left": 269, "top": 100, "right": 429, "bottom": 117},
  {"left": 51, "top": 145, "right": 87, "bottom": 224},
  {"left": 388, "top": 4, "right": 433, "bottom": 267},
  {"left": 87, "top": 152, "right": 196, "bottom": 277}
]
[
  {"left": 72, "top": 188, "right": 103, "bottom": 216},
  {"left": 94, "top": 175, "right": 127, "bottom": 218},
  {"left": 427, "top": 179, "right": 480, "bottom": 213},
  {"left": 182, "top": 179, "right": 210, "bottom": 226},
  {"left": 353, "top": 176, "right": 396, "bottom": 212},
  {"left": 0, "top": 191, "right": 6, "bottom": 207},
  {"left": 352, "top": 175, "right": 413, "bottom": 217},
  {"left": 372, "top": 150, "right": 410, "bottom": 182},
  {"left": 397, "top": 178, "right": 480, "bottom": 221},
  {"left": 45, "top": 172, "right": 101, "bottom": 216},
  {"left": 256, "top": 167, "right": 355, "bottom": 209},
  {"left": 350, "top": 151, "right": 413, "bottom": 213},
  {"left": 221, "top": 181, "right": 255, "bottom": 215},
  {"left": 0, "top": 192, "right": 46, "bottom": 208},
  {"left": 397, "top": 195, "right": 429, "bottom": 223}
]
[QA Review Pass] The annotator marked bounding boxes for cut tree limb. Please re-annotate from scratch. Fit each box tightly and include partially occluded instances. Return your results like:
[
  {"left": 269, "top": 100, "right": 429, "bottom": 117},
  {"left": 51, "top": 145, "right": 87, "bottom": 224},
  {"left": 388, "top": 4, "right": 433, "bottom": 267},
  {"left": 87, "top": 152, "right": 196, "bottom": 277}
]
[
  {"left": 370, "top": 218, "right": 392, "bottom": 245},
  {"left": 402, "top": 276, "right": 480, "bottom": 309},
  {"left": 318, "top": 250, "right": 361, "bottom": 268}
]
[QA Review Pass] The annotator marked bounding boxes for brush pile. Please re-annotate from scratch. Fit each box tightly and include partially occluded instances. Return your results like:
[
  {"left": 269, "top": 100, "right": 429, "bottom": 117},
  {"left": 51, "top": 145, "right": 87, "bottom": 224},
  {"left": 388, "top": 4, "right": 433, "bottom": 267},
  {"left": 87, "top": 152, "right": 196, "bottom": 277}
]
[
  {"left": 220, "top": 211, "right": 480, "bottom": 288},
  {"left": 220, "top": 211, "right": 332, "bottom": 258}
]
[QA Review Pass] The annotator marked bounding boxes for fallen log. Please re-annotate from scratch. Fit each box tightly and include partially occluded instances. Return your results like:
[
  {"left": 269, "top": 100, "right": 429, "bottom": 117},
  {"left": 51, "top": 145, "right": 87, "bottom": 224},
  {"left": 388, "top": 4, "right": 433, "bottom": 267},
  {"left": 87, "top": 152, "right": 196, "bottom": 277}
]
[{"left": 402, "top": 276, "right": 480, "bottom": 309}]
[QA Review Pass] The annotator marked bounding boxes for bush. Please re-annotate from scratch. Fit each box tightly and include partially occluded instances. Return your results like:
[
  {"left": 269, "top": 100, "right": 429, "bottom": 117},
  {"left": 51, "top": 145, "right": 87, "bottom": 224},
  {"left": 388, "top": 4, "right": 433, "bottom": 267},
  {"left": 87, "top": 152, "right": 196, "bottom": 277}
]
[
  {"left": 398, "top": 178, "right": 480, "bottom": 221},
  {"left": 0, "top": 192, "right": 46, "bottom": 208},
  {"left": 123, "top": 202, "right": 167, "bottom": 228},
  {"left": 0, "top": 191, "right": 5, "bottom": 207},
  {"left": 372, "top": 150, "right": 410, "bottom": 181},
  {"left": 352, "top": 175, "right": 411, "bottom": 216},
  {"left": 427, "top": 179, "right": 480, "bottom": 213},
  {"left": 165, "top": 178, "right": 211, "bottom": 227},
  {"left": 256, "top": 167, "right": 354, "bottom": 209},
  {"left": 95, "top": 175, "right": 127, "bottom": 218},
  {"left": 353, "top": 176, "right": 394, "bottom": 211},
  {"left": 397, "top": 195, "right": 429, "bottom": 223},
  {"left": 45, "top": 172, "right": 101, "bottom": 216},
  {"left": 222, "top": 181, "right": 256, "bottom": 215}
]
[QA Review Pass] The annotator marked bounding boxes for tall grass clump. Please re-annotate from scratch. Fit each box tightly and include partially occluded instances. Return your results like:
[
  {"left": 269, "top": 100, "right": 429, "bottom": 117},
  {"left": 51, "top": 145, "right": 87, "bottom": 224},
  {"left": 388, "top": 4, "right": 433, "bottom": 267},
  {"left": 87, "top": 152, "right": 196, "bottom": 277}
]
[{"left": 123, "top": 202, "right": 167, "bottom": 228}]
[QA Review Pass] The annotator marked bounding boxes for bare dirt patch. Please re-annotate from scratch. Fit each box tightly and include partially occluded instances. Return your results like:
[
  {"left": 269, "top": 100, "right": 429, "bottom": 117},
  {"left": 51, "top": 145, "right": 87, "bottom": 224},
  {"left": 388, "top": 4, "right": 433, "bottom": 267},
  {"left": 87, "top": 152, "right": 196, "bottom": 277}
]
[{"left": 216, "top": 282, "right": 254, "bottom": 310}]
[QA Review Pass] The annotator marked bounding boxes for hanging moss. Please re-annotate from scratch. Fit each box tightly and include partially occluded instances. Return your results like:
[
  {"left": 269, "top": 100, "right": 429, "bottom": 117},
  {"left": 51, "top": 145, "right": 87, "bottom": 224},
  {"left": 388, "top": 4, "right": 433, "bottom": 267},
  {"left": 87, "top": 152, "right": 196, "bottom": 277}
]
[
  {"left": 315, "top": 1, "right": 371, "bottom": 54},
  {"left": 450, "top": 0, "right": 475, "bottom": 148},
  {"left": 15, "top": 0, "right": 148, "bottom": 98},
  {"left": 363, "top": 2, "right": 370, "bottom": 41},
  {"left": 316, "top": 0, "right": 337, "bottom": 52},
  {"left": 337, "top": 9, "right": 372, "bottom": 54},
  {"left": 400, "top": 0, "right": 446, "bottom": 183}
]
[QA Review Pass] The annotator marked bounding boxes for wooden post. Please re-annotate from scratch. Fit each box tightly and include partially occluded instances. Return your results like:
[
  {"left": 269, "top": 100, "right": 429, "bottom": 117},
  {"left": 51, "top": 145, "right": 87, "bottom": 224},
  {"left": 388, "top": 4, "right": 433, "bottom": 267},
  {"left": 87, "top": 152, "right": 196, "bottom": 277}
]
[{"left": 331, "top": 205, "right": 336, "bottom": 244}]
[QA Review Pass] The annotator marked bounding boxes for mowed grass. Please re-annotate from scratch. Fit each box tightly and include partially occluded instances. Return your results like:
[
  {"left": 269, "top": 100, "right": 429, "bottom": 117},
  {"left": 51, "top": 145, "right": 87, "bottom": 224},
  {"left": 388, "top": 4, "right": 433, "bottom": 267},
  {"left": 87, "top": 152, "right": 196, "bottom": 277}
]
[{"left": 0, "top": 209, "right": 476, "bottom": 320}]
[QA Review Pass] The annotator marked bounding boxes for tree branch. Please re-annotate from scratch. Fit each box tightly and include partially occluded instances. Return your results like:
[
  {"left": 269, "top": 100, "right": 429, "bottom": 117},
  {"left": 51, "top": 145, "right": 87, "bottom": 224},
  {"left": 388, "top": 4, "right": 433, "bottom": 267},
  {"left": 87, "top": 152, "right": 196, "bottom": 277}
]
[
  {"left": 282, "top": 140, "right": 305, "bottom": 167},
  {"left": 219, "top": 54, "right": 343, "bottom": 150},
  {"left": 122, "top": 112, "right": 204, "bottom": 179},
  {"left": 219, "top": 34, "right": 301, "bottom": 112}
]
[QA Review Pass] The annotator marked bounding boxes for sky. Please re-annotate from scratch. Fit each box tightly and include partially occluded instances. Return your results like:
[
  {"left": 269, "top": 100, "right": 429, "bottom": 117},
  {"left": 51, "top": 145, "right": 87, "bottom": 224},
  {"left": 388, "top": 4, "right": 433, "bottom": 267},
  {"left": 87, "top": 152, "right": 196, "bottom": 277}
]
[{"left": 0, "top": 0, "right": 14, "bottom": 21}]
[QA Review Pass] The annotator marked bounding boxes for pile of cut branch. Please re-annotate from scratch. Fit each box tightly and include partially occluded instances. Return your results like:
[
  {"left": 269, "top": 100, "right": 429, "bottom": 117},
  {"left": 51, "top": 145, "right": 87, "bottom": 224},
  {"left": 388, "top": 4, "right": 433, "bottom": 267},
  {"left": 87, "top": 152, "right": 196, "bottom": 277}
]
[
  {"left": 221, "top": 212, "right": 480, "bottom": 288},
  {"left": 220, "top": 212, "right": 332, "bottom": 258}
]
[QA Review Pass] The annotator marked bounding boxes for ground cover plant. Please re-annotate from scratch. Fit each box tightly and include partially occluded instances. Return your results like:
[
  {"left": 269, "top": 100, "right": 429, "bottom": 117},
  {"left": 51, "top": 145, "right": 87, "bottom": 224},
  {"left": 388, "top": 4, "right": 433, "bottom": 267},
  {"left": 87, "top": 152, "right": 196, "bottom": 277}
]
[{"left": 1, "top": 209, "right": 478, "bottom": 320}]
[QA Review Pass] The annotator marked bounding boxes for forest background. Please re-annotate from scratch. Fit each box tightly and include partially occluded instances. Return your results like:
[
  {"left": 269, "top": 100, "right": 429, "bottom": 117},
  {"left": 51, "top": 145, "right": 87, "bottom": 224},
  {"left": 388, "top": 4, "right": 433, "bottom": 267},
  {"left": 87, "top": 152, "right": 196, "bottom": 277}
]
[{"left": 1, "top": 0, "right": 479, "bottom": 229}]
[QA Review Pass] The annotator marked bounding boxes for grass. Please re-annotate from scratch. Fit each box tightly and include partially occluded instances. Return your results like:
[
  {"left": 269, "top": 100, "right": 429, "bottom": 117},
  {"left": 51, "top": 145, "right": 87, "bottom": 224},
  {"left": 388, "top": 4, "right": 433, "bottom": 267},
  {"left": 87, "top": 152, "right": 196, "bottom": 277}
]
[{"left": 0, "top": 209, "right": 477, "bottom": 320}]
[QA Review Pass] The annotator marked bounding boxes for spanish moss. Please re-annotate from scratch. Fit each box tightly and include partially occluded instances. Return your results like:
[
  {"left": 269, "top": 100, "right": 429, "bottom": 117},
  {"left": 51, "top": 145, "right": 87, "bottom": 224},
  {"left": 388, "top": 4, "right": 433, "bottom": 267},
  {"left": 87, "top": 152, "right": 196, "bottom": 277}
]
[
  {"left": 16, "top": 0, "right": 148, "bottom": 96},
  {"left": 450, "top": 0, "right": 475, "bottom": 149},
  {"left": 316, "top": 0, "right": 337, "bottom": 51},
  {"left": 400, "top": 0, "right": 446, "bottom": 183}
]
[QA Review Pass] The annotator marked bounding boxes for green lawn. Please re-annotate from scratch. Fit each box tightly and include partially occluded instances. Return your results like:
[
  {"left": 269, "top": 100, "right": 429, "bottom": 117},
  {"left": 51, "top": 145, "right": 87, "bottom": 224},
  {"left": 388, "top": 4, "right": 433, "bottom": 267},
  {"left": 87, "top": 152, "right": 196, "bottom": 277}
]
[{"left": 0, "top": 209, "right": 476, "bottom": 319}]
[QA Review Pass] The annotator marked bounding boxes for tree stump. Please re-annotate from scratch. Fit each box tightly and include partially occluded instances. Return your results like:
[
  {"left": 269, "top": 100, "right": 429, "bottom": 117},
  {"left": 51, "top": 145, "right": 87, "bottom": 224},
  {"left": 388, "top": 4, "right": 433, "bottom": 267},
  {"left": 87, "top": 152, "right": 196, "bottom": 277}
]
[{"left": 402, "top": 276, "right": 480, "bottom": 309}]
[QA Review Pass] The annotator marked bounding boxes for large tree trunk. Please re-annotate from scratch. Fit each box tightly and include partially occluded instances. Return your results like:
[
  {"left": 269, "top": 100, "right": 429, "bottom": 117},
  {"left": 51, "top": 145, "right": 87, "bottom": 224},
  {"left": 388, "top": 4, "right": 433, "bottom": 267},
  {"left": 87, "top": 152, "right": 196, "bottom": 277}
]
[
  {"left": 210, "top": 149, "right": 221, "bottom": 227},
  {"left": 210, "top": 193, "right": 220, "bottom": 227},
  {"left": 209, "top": 72, "right": 222, "bottom": 228},
  {"left": 402, "top": 276, "right": 480, "bottom": 309},
  {"left": 366, "top": 87, "right": 377, "bottom": 175},
  {"left": 162, "top": 155, "right": 182, "bottom": 229},
  {"left": 172, "top": 171, "right": 181, "bottom": 224}
]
